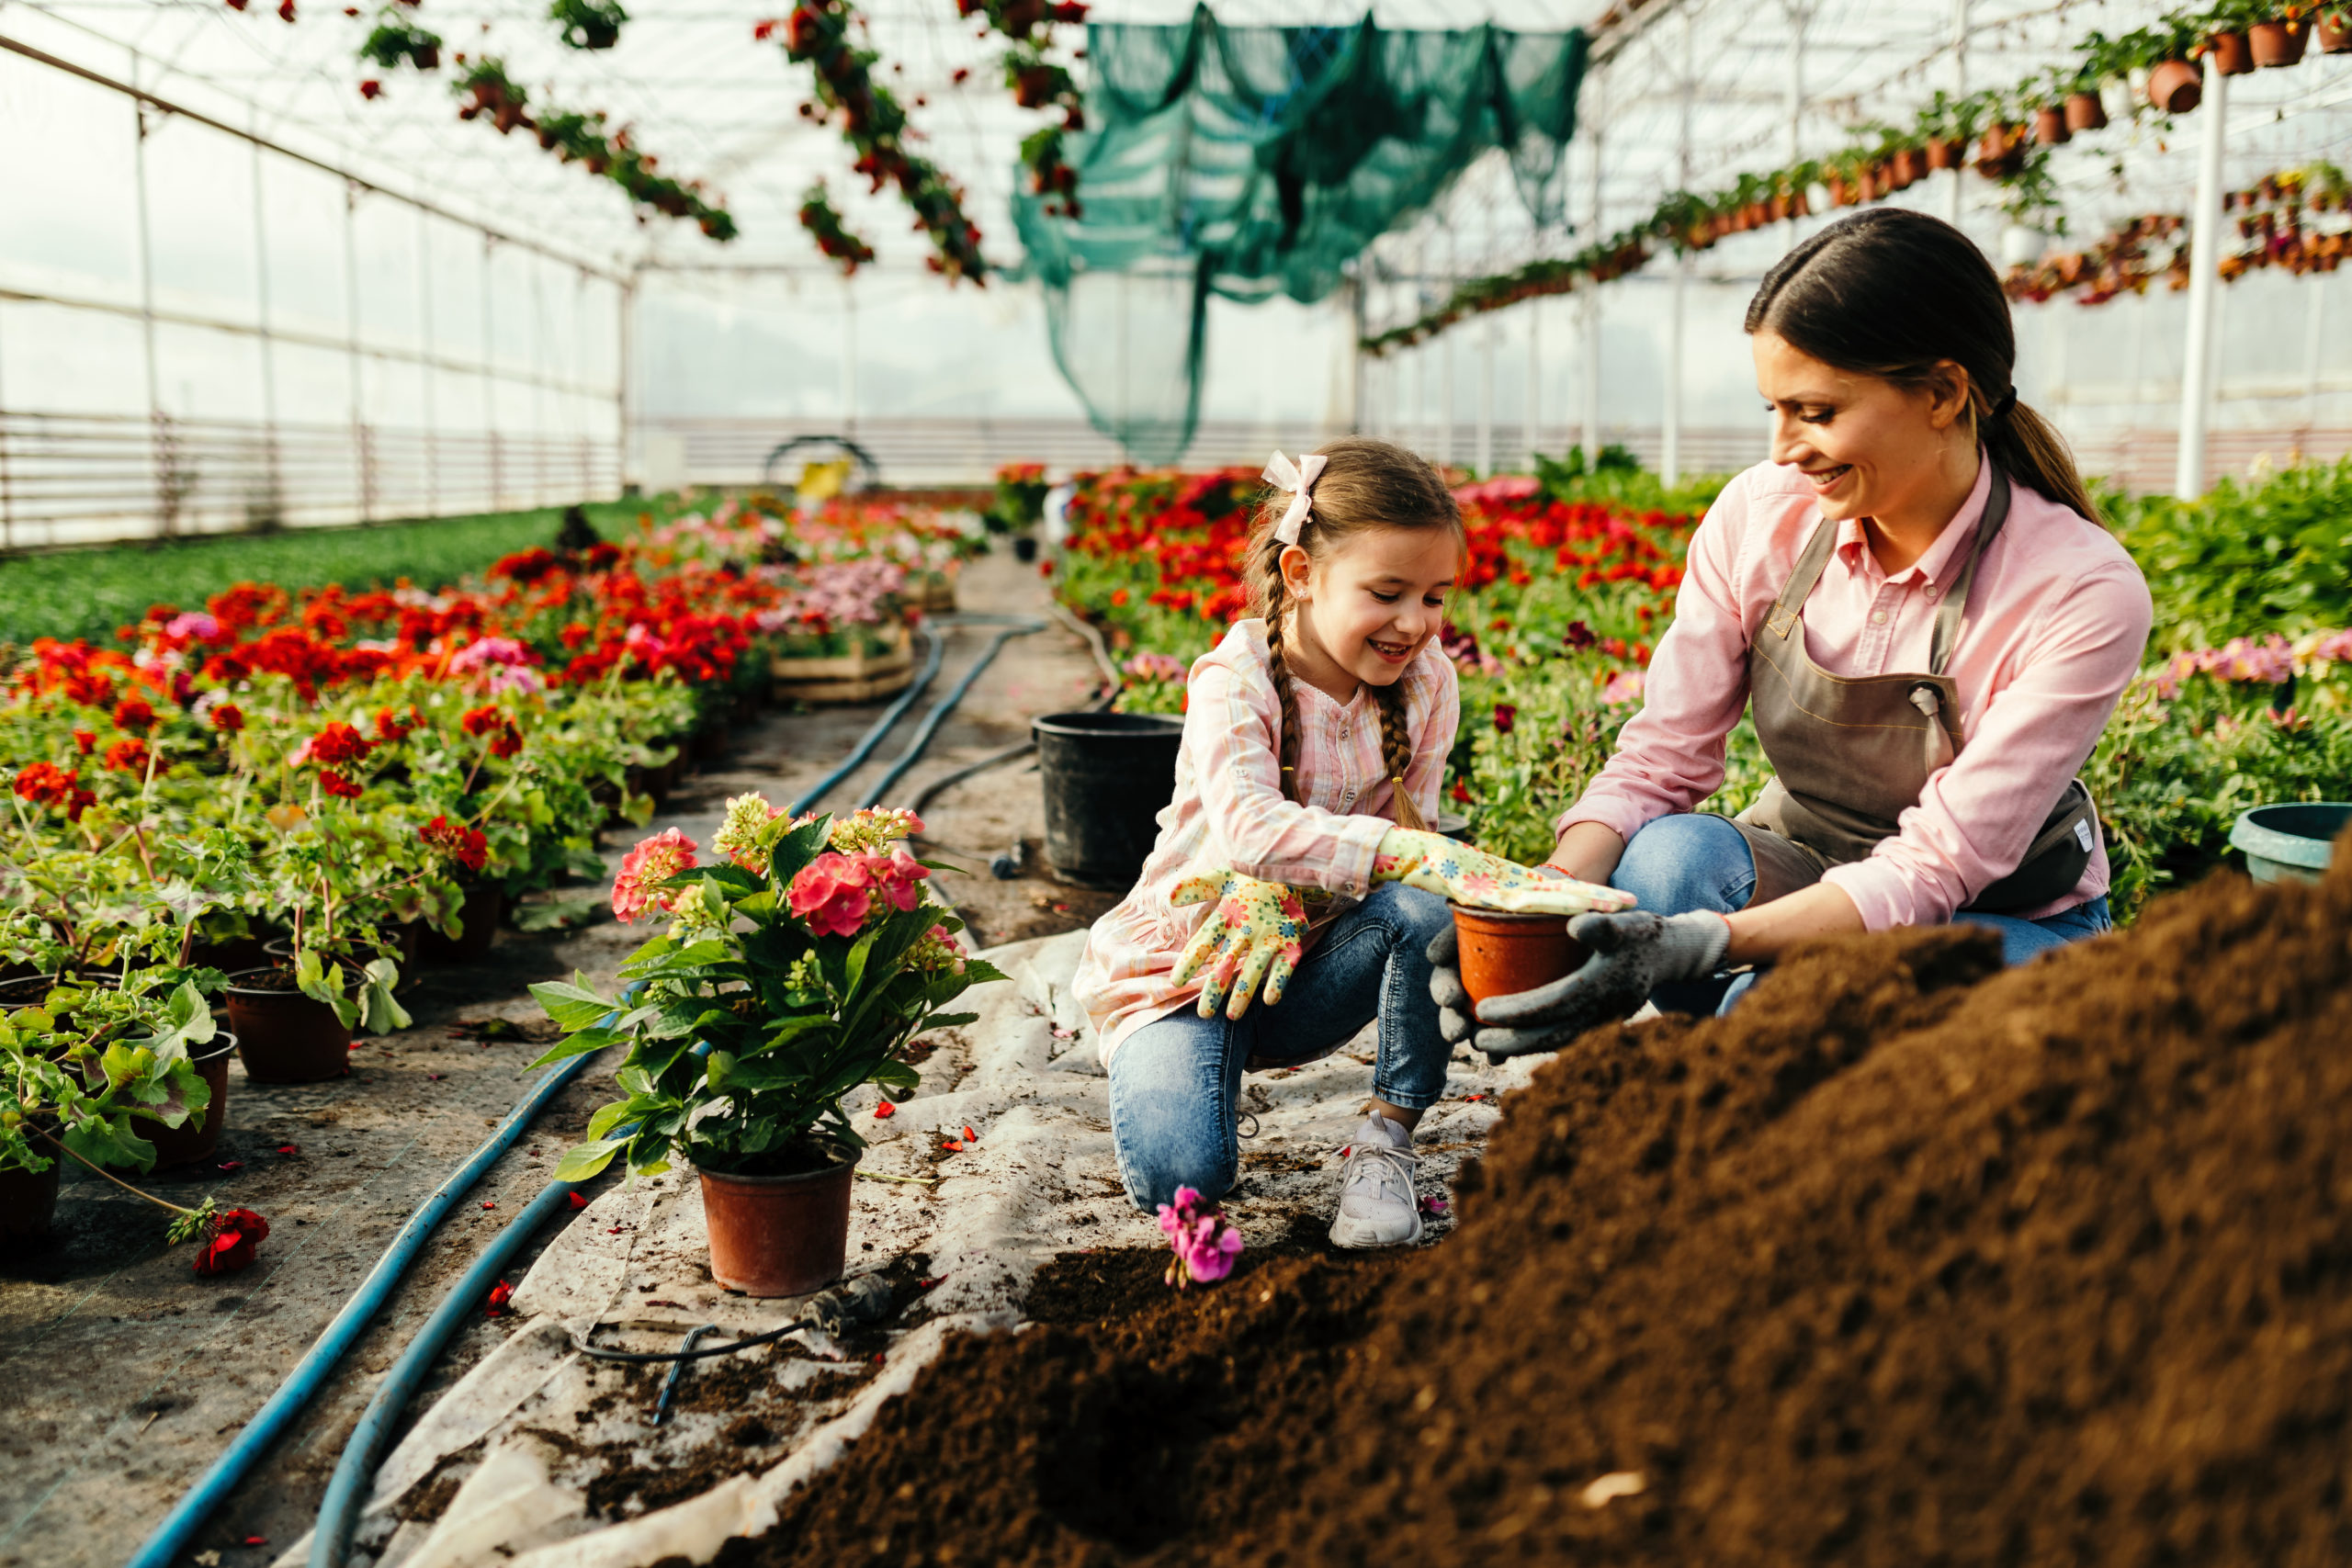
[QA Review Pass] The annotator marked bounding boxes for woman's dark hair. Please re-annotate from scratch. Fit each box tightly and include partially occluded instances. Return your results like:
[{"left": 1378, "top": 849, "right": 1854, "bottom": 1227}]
[{"left": 1745, "top": 208, "right": 2099, "bottom": 524}]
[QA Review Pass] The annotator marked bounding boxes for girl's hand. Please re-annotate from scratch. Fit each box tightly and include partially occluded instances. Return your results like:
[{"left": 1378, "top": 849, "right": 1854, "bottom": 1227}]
[
  {"left": 1373, "top": 828, "right": 1636, "bottom": 916},
  {"left": 1170, "top": 871, "right": 1308, "bottom": 1021}
]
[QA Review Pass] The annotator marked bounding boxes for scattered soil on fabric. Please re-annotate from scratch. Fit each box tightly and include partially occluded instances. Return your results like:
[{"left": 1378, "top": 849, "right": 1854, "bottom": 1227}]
[{"left": 707, "top": 838, "right": 2352, "bottom": 1567}]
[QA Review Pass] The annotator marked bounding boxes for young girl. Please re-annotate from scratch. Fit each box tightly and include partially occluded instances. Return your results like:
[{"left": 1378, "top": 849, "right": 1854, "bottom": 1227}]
[{"left": 1071, "top": 437, "right": 1628, "bottom": 1248}]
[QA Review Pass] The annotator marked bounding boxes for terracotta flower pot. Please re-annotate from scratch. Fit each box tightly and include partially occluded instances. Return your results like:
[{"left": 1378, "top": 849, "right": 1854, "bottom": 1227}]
[
  {"left": 2208, "top": 30, "right": 2256, "bottom": 74},
  {"left": 422, "top": 883, "right": 506, "bottom": 965},
  {"left": 2064, "top": 91, "right": 2109, "bottom": 132},
  {"left": 1894, "top": 147, "right": 1927, "bottom": 186},
  {"left": 225, "top": 968, "right": 350, "bottom": 1084},
  {"left": 1975, "top": 123, "right": 2026, "bottom": 176},
  {"left": 2249, "top": 19, "right": 2310, "bottom": 66},
  {"left": 697, "top": 1149, "right": 857, "bottom": 1297},
  {"left": 136, "top": 1034, "right": 236, "bottom": 1168},
  {"left": 2147, "top": 58, "right": 2203, "bottom": 114},
  {"left": 2322, "top": 16, "right": 2352, "bottom": 54},
  {"left": 0, "top": 1155, "right": 62, "bottom": 1240},
  {"left": 1451, "top": 908, "right": 1589, "bottom": 1011},
  {"left": 1926, "top": 138, "right": 1959, "bottom": 172},
  {"left": 2033, "top": 106, "right": 2071, "bottom": 145}
]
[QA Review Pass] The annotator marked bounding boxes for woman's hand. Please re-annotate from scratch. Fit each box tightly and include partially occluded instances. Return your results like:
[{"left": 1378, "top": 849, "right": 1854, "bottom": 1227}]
[
  {"left": 1170, "top": 870, "right": 1309, "bottom": 1021},
  {"left": 1374, "top": 828, "right": 1635, "bottom": 916},
  {"left": 1430, "top": 909, "right": 1732, "bottom": 1059}
]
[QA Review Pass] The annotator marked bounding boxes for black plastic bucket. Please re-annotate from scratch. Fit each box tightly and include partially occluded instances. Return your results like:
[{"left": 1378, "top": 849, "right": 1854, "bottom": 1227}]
[{"left": 1032, "top": 711, "right": 1185, "bottom": 889}]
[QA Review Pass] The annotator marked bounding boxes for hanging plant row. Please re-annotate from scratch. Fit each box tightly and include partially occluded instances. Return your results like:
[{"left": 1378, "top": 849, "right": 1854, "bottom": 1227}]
[
  {"left": 956, "top": 0, "right": 1091, "bottom": 219},
  {"left": 1363, "top": 0, "right": 2352, "bottom": 355},
  {"left": 799, "top": 180, "right": 877, "bottom": 274},
  {"left": 2002, "top": 160, "right": 2351, "bottom": 304},
  {"left": 764, "top": 0, "right": 989, "bottom": 282}
]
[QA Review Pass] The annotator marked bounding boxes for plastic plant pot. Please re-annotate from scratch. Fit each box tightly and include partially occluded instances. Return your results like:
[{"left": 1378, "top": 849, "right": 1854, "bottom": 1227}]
[
  {"left": 2229, "top": 803, "right": 2351, "bottom": 886},
  {"left": 137, "top": 1033, "right": 237, "bottom": 1168},
  {"left": 0, "top": 1154, "right": 62, "bottom": 1240},
  {"left": 1452, "top": 907, "right": 1589, "bottom": 1010},
  {"left": 1032, "top": 710, "right": 1186, "bottom": 889},
  {"left": 225, "top": 967, "right": 352, "bottom": 1084},
  {"left": 697, "top": 1153, "right": 856, "bottom": 1297},
  {"left": 421, "top": 883, "right": 506, "bottom": 964}
]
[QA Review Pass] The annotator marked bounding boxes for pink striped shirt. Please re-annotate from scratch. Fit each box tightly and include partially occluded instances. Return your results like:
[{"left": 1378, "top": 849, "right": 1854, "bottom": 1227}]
[
  {"left": 1072, "top": 618, "right": 1459, "bottom": 1062},
  {"left": 1559, "top": 457, "right": 2153, "bottom": 929}
]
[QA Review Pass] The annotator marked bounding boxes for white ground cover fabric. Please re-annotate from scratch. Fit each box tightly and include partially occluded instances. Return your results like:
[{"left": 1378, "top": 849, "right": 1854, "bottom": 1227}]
[{"left": 275, "top": 929, "right": 1547, "bottom": 1568}]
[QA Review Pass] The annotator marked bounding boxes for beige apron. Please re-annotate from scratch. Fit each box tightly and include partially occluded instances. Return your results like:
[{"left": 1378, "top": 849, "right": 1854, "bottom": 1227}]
[{"left": 1727, "top": 466, "right": 2099, "bottom": 915}]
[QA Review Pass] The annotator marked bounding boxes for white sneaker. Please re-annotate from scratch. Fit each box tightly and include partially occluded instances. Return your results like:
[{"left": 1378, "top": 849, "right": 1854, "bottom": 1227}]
[{"left": 1328, "top": 1113, "right": 1422, "bottom": 1249}]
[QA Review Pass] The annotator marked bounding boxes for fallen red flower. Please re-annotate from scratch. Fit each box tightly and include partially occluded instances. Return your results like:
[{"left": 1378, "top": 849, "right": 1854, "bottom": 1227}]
[
  {"left": 568, "top": 1190, "right": 588, "bottom": 1210},
  {"left": 194, "top": 1208, "right": 271, "bottom": 1275},
  {"left": 963, "top": 1124, "right": 978, "bottom": 1142},
  {"left": 874, "top": 1100, "right": 896, "bottom": 1119},
  {"left": 486, "top": 1279, "right": 514, "bottom": 1315},
  {"left": 276, "top": 1144, "right": 300, "bottom": 1155}
]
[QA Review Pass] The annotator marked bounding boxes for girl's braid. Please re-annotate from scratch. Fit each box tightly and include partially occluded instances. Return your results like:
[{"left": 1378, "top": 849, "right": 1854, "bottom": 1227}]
[
  {"left": 1257, "top": 536, "right": 1306, "bottom": 807},
  {"left": 1373, "top": 681, "right": 1430, "bottom": 832}
]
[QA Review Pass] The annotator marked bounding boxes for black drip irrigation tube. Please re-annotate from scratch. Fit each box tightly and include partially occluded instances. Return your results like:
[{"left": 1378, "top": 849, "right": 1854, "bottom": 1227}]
[{"left": 126, "top": 607, "right": 1067, "bottom": 1568}]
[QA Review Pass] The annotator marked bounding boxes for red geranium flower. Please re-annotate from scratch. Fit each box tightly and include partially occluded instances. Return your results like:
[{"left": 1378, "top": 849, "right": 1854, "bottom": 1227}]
[
  {"left": 485, "top": 1279, "right": 514, "bottom": 1315},
  {"left": 193, "top": 1208, "right": 271, "bottom": 1275},
  {"left": 374, "top": 705, "right": 419, "bottom": 742},
  {"left": 113, "top": 696, "right": 156, "bottom": 731},
  {"left": 73, "top": 728, "right": 96, "bottom": 755},
  {"left": 103, "top": 739, "right": 150, "bottom": 774},
  {"left": 1493, "top": 704, "right": 1517, "bottom": 735},
  {"left": 211, "top": 703, "right": 245, "bottom": 733},
  {"left": 319, "top": 770, "right": 363, "bottom": 799},
  {"left": 419, "top": 814, "right": 490, "bottom": 873},
  {"left": 14, "top": 761, "right": 77, "bottom": 809},
  {"left": 307, "top": 721, "right": 373, "bottom": 768}
]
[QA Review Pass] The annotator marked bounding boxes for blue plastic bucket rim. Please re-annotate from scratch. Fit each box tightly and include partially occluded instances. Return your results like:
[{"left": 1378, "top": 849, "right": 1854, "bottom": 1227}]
[{"left": 2228, "top": 802, "right": 2352, "bottom": 872}]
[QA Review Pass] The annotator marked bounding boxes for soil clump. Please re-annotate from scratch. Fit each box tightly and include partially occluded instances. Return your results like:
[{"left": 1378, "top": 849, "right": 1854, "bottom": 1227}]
[{"left": 710, "top": 843, "right": 2352, "bottom": 1566}]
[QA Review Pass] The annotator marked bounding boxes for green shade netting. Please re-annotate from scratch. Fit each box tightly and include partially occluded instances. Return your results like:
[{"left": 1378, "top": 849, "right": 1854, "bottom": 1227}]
[{"left": 1012, "top": 5, "right": 1586, "bottom": 464}]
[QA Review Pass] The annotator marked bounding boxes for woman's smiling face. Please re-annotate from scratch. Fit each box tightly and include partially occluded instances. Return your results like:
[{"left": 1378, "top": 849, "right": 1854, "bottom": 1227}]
[
  {"left": 1753, "top": 330, "right": 1967, "bottom": 523},
  {"left": 1283, "top": 525, "right": 1460, "bottom": 693}
]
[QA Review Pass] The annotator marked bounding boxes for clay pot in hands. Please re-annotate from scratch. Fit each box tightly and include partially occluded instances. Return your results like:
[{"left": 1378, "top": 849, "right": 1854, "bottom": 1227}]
[{"left": 1452, "top": 908, "right": 1589, "bottom": 1010}]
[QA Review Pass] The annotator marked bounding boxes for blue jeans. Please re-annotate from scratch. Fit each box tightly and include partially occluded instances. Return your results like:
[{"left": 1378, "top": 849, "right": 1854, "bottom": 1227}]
[
  {"left": 1106, "top": 883, "right": 1455, "bottom": 1213},
  {"left": 1611, "top": 812, "right": 2115, "bottom": 1016}
]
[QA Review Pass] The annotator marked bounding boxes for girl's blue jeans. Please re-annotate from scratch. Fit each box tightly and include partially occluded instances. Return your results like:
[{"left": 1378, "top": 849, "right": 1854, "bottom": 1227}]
[
  {"left": 1106, "top": 883, "right": 1454, "bottom": 1213},
  {"left": 1613, "top": 812, "right": 2116, "bottom": 1017}
]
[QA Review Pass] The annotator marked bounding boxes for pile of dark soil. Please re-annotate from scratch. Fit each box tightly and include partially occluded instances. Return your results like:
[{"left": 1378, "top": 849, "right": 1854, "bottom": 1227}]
[{"left": 710, "top": 844, "right": 2352, "bottom": 1566}]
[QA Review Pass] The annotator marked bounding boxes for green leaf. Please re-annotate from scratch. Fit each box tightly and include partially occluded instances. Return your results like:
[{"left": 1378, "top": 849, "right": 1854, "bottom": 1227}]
[
  {"left": 527, "top": 1025, "right": 619, "bottom": 1067},
  {"left": 554, "top": 1139, "right": 624, "bottom": 1181},
  {"left": 530, "top": 976, "right": 617, "bottom": 1032},
  {"left": 922, "top": 1011, "right": 978, "bottom": 1031},
  {"left": 706, "top": 1049, "right": 737, "bottom": 1089},
  {"left": 870, "top": 1058, "right": 921, "bottom": 1089}
]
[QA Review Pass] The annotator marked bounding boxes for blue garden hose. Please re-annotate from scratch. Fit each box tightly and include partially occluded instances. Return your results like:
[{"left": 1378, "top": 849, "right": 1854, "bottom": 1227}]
[
  {"left": 125, "top": 1047, "right": 604, "bottom": 1568},
  {"left": 858, "top": 619, "right": 1043, "bottom": 808}
]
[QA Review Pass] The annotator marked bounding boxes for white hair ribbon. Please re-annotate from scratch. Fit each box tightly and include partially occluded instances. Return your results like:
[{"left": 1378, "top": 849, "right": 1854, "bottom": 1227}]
[{"left": 1261, "top": 450, "right": 1328, "bottom": 547}]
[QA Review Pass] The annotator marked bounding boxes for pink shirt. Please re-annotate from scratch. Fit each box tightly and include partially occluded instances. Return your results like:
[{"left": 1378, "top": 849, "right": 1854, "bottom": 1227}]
[
  {"left": 1560, "top": 457, "right": 2153, "bottom": 929},
  {"left": 1072, "top": 619, "right": 1459, "bottom": 1062}
]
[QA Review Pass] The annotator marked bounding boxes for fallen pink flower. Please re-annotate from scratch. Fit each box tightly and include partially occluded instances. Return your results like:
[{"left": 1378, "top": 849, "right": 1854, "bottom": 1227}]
[{"left": 1157, "top": 1185, "right": 1244, "bottom": 1288}]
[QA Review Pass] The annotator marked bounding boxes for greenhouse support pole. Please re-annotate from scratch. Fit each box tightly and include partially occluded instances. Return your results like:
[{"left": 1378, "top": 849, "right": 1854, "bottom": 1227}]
[
  {"left": 1663, "top": 10, "right": 1691, "bottom": 487},
  {"left": 1526, "top": 298, "right": 1542, "bottom": 468},
  {"left": 2174, "top": 59, "right": 2230, "bottom": 500},
  {"left": 1582, "top": 82, "right": 1604, "bottom": 468},
  {"left": 2300, "top": 264, "right": 2325, "bottom": 446},
  {"left": 250, "top": 115, "right": 283, "bottom": 529},
  {"left": 617, "top": 272, "right": 636, "bottom": 494},
  {"left": 481, "top": 234, "right": 500, "bottom": 510},
  {"left": 1785, "top": 0, "right": 1808, "bottom": 229},
  {"left": 417, "top": 207, "right": 438, "bottom": 516},
  {"left": 1440, "top": 232, "right": 1456, "bottom": 468},
  {"left": 1948, "top": 0, "right": 1969, "bottom": 227},
  {"left": 345, "top": 182, "right": 371, "bottom": 523},
  {"left": 130, "top": 55, "right": 167, "bottom": 538},
  {"left": 842, "top": 275, "right": 859, "bottom": 441},
  {"left": 1476, "top": 315, "right": 1495, "bottom": 477}
]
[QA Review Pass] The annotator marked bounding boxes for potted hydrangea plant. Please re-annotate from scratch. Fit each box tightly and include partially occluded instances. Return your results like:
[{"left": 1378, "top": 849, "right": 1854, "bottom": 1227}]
[{"left": 532, "top": 799, "right": 998, "bottom": 1296}]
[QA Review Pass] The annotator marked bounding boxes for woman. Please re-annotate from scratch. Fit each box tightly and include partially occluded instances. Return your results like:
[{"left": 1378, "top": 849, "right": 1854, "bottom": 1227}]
[{"left": 1433, "top": 208, "right": 2154, "bottom": 1057}]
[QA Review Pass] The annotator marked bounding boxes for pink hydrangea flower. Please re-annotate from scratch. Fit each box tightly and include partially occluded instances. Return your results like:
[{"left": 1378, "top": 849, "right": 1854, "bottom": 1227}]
[
  {"left": 613, "top": 829, "right": 699, "bottom": 924},
  {"left": 788, "top": 852, "right": 876, "bottom": 938},
  {"left": 1157, "top": 1186, "right": 1243, "bottom": 1289}
]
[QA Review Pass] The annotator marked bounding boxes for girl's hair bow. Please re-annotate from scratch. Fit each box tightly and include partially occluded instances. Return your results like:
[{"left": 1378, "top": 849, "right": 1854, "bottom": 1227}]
[{"left": 1261, "top": 450, "right": 1329, "bottom": 547}]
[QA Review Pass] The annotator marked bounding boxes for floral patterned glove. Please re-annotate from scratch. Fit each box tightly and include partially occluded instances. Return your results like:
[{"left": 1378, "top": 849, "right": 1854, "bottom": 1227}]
[
  {"left": 1170, "top": 870, "right": 1309, "bottom": 1021},
  {"left": 1373, "top": 828, "right": 1636, "bottom": 916}
]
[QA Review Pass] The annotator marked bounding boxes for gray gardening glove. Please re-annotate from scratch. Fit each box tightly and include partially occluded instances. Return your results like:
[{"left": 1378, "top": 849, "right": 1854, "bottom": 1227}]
[{"left": 1435, "top": 910, "right": 1733, "bottom": 1062}]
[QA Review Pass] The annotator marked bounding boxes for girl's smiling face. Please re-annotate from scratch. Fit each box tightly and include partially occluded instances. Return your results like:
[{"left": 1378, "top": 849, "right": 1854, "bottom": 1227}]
[{"left": 1280, "top": 525, "right": 1460, "bottom": 700}]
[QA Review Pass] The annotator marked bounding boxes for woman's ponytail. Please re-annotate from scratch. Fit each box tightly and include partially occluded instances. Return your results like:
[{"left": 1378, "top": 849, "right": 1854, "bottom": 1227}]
[{"left": 1984, "top": 396, "right": 2101, "bottom": 525}]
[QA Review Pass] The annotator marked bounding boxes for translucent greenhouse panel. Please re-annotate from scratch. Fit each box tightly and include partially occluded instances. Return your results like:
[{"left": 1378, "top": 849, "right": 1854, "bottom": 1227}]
[
  {"left": 259, "top": 156, "right": 350, "bottom": 343},
  {"left": 0, "top": 53, "right": 140, "bottom": 302},
  {"left": 143, "top": 117, "right": 260, "bottom": 327}
]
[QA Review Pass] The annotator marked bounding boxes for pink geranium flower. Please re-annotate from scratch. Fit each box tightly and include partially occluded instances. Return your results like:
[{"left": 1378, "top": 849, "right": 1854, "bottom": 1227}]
[
  {"left": 613, "top": 829, "right": 699, "bottom": 923},
  {"left": 1157, "top": 1186, "right": 1243, "bottom": 1288}
]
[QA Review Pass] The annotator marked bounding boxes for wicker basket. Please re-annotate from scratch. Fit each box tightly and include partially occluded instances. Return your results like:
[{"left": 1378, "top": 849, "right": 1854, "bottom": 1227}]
[
  {"left": 910, "top": 573, "right": 958, "bottom": 614},
  {"left": 772, "top": 624, "right": 916, "bottom": 705}
]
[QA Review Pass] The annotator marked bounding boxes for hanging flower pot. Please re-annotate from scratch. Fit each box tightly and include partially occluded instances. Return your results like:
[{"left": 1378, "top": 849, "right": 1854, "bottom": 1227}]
[
  {"left": 1768, "top": 192, "right": 1791, "bottom": 221},
  {"left": 2065, "top": 90, "right": 2109, "bottom": 132},
  {"left": 1974, "top": 123, "right": 2027, "bottom": 178},
  {"left": 1926, "top": 138, "right": 1961, "bottom": 172},
  {"left": 2205, "top": 30, "right": 2255, "bottom": 75},
  {"left": 2249, "top": 18, "right": 2311, "bottom": 65},
  {"left": 2033, "top": 106, "right": 2072, "bottom": 145},
  {"left": 225, "top": 967, "right": 351, "bottom": 1084},
  {"left": 2322, "top": 13, "right": 2352, "bottom": 53},
  {"left": 1894, "top": 147, "right": 1928, "bottom": 186},
  {"left": 2147, "top": 57, "right": 2204, "bottom": 112},
  {"left": 1826, "top": 175, "right": 1855, "bottom": 208}
]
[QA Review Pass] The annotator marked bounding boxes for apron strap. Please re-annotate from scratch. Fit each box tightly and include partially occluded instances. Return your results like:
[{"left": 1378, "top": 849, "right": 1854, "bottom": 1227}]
[
  {"left": 1764, "top": 518, "right": 1840, "bottom": 639},
  {"left": 1928, "top": 465, "right": 2013, "bottom": 676}
]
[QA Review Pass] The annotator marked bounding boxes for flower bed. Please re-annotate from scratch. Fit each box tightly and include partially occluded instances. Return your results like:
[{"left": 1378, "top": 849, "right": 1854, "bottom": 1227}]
[
  {"left": 0, "top": 491, "right": 978, "bottom": 1248},
  {"left": 1047, "top": 457, "right": 2352, "bottom": 920}
]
